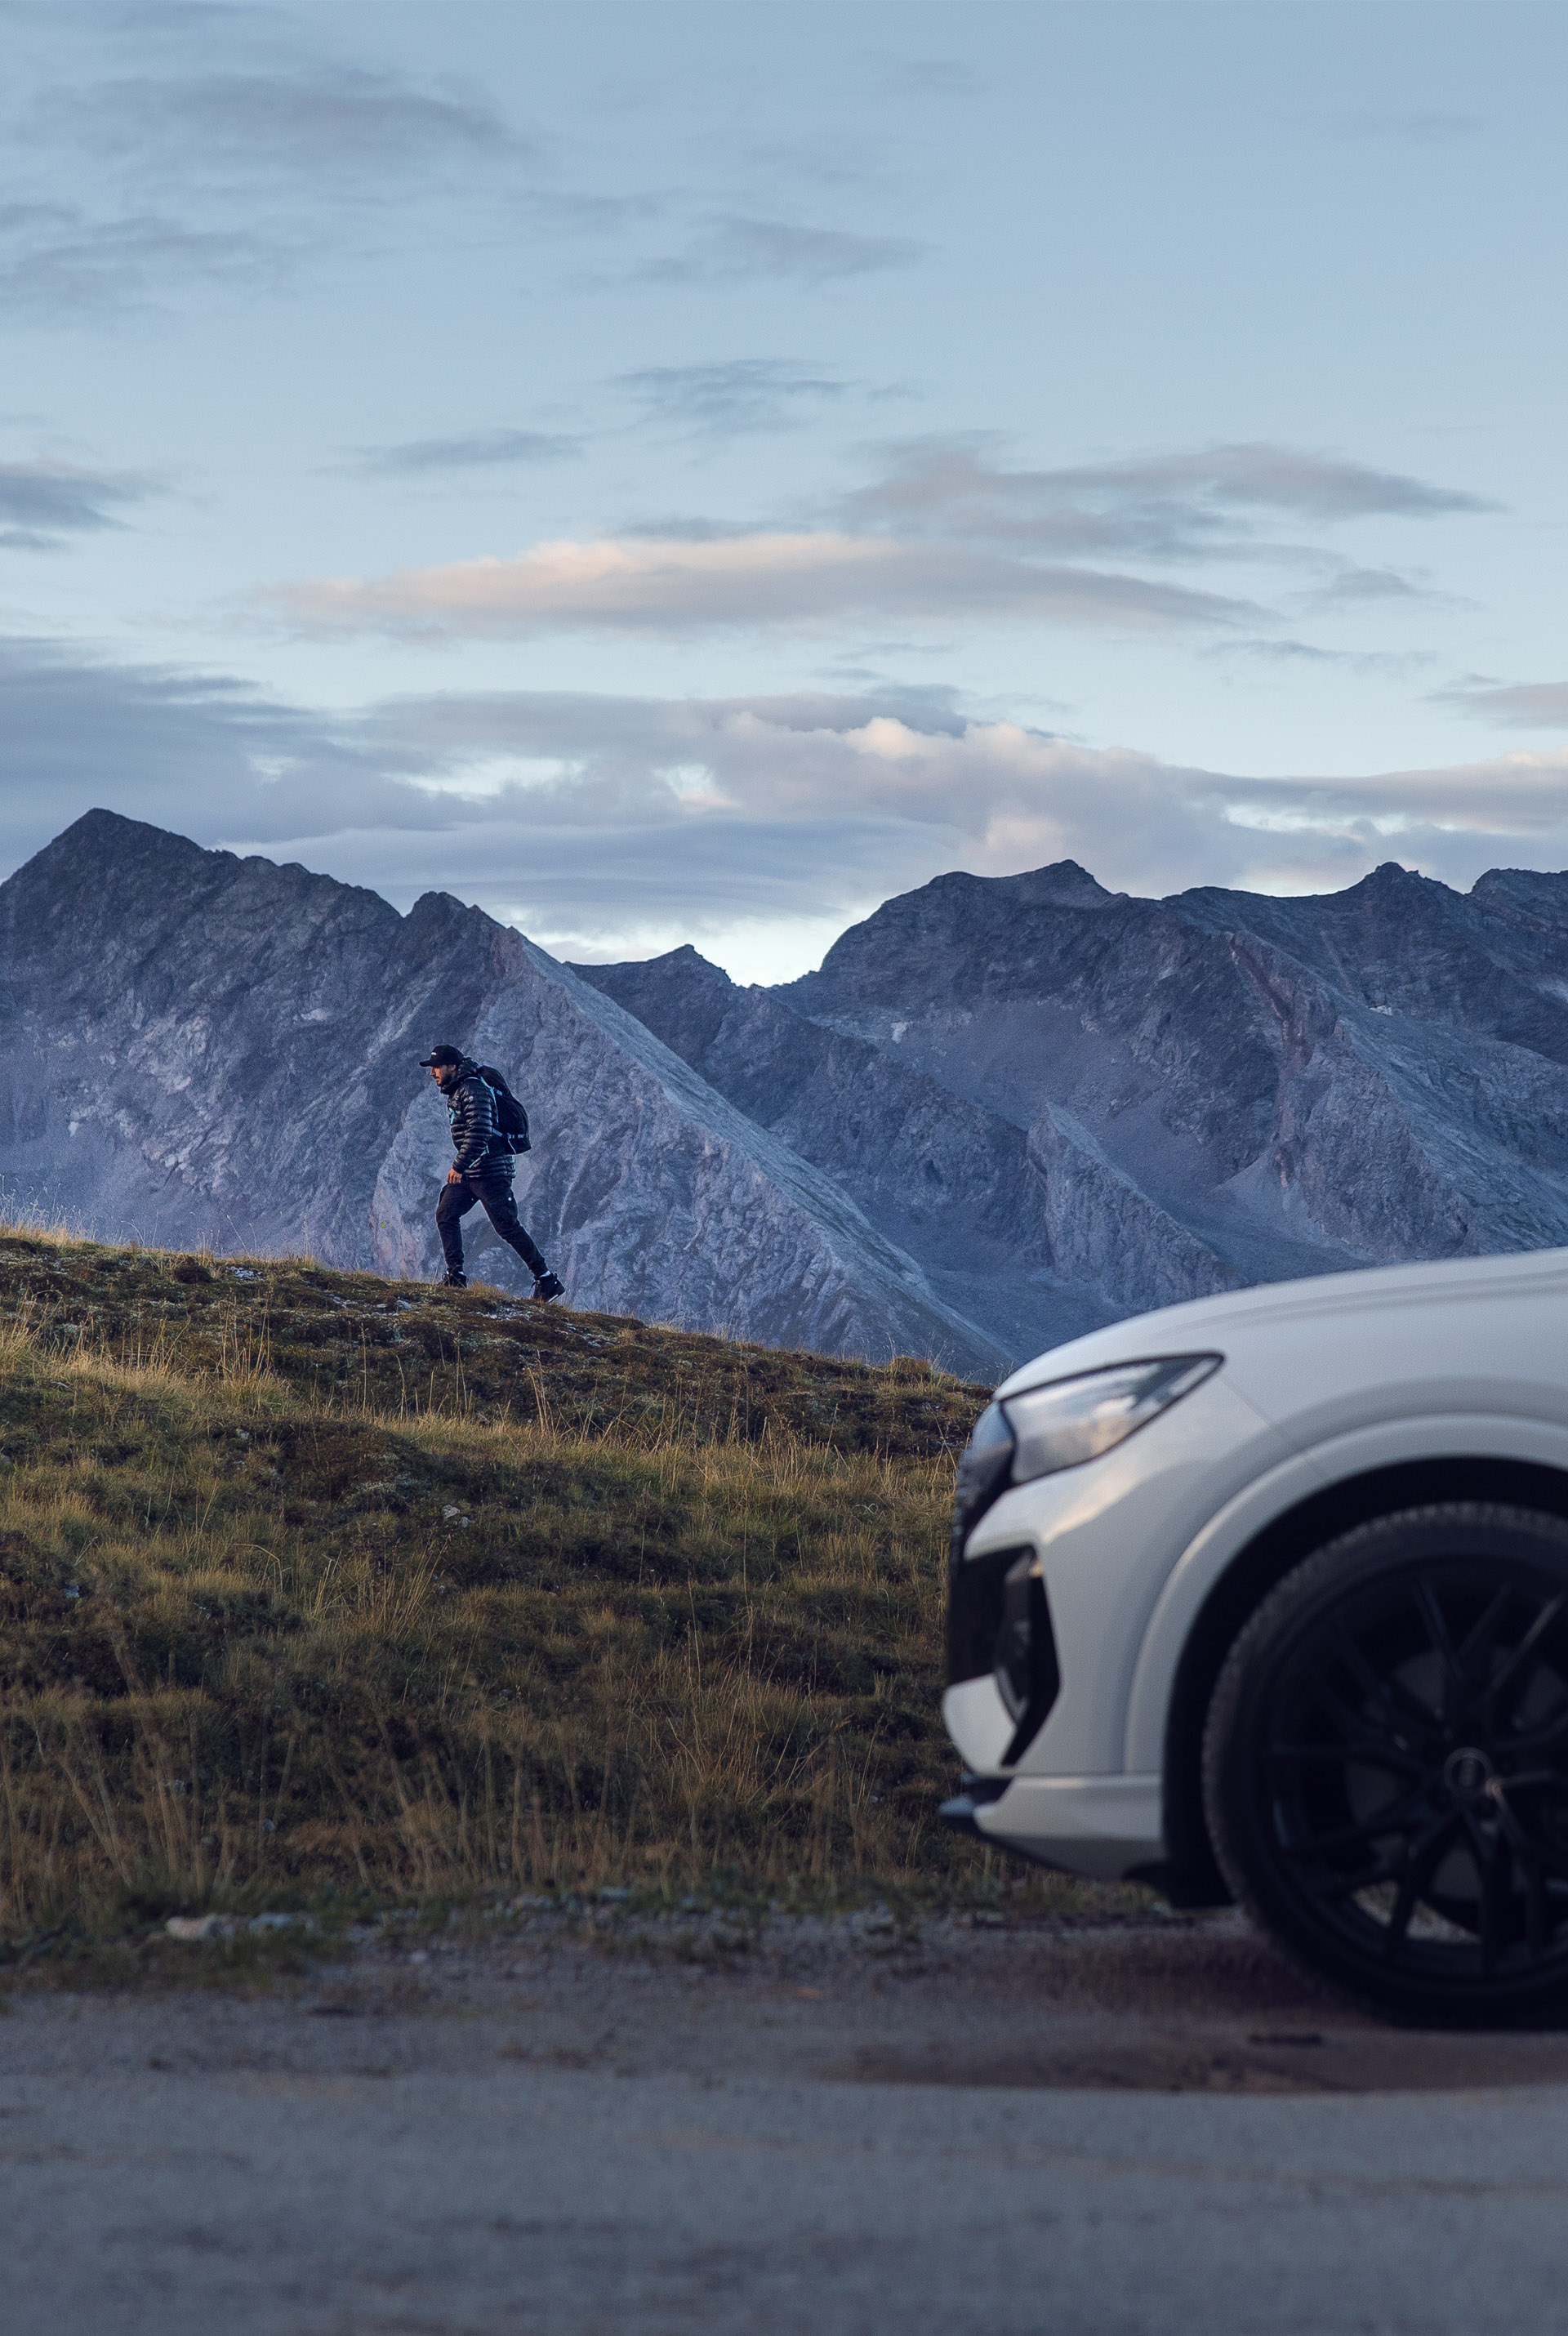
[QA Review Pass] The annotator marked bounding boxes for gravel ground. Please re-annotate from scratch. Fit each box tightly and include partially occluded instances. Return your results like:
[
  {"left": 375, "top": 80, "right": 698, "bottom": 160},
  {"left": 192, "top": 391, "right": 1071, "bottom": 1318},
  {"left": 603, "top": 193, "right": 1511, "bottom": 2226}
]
[{"left": 6, "top": 1901, "right": 1568, "bottom": 2333}]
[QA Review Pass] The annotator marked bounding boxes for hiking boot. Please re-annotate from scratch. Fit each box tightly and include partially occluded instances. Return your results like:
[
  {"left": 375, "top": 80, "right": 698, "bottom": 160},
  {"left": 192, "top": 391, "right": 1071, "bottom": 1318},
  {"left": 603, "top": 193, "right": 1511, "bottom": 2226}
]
[
  {"left": 532, "top": 1271, "right": 564, "bottom": 1303},
  {"left": 440, "top": 1270, "right": 468, "bottom": 1290}
]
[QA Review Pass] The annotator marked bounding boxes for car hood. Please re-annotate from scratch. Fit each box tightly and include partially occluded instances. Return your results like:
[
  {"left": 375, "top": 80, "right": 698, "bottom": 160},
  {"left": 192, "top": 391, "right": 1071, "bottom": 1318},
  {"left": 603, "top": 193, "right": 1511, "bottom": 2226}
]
[{"left": 994, "top": 1246, "right": 1568, "bottom": 1422}]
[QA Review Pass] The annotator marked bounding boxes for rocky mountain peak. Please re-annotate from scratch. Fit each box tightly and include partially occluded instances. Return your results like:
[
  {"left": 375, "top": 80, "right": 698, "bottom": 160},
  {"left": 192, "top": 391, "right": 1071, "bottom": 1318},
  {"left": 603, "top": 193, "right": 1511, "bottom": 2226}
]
[
  {"left": 17, "top": 807, "right": 237, "bottom": 912},
  {"left": 571, "top": 943, "right": 739, "bottom": 1063},
  {"left": 991, "top": 860, "right": 1121, "bottom": 909},
  {"left": 42, "top": 806, "right": 216, "bottom": 867}
]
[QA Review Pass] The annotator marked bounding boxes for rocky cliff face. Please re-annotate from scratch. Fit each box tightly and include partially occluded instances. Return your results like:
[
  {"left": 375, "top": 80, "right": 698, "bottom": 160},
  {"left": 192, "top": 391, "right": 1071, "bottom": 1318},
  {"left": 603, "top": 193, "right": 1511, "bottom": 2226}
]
[
  {"left": 576, "top": 942, "right": 1069, "bottom": 1362},
  {"left": 0, "top": 813, "right": 1009, "bottom": 1378},
  {"left": 577, "top": 857, "right": 1568, "bottom": 1358}
]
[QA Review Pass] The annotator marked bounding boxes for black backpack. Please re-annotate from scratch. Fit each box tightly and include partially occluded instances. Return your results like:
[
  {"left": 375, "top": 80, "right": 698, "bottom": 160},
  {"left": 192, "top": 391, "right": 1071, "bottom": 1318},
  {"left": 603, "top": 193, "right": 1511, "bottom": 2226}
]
[{"left": 475, "top": 1064, "right": 532, "bottom": 1155}]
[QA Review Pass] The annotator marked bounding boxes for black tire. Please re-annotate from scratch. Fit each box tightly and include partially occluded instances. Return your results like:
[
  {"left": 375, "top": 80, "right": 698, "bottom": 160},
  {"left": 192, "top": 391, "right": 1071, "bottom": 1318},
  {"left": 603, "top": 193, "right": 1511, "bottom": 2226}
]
[{"left": 1203, "top": 1503, "right": 1568, "bottom": 2024}]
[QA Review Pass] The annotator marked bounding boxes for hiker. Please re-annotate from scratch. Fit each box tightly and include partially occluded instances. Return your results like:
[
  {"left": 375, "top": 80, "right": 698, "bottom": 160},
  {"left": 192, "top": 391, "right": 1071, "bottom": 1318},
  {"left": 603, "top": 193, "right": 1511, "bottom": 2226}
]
[{"left": 419, "top": 1045, "right": 565, "bottom": 1300}]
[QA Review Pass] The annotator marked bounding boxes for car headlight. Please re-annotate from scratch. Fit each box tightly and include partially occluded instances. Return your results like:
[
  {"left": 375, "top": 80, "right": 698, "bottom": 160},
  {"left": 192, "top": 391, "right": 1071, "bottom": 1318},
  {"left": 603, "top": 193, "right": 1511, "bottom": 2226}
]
[
  {"left": 950, "top": 1353, "right": 1223, "bottom": 1562},
  {"left": 1003, "top": 1354, "right": 1222, "bottom": 1482}
]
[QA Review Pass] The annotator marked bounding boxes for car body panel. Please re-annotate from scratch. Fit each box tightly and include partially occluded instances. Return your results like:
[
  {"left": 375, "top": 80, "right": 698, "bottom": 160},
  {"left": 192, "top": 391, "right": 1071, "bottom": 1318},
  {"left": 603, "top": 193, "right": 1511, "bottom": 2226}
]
[
  {"left": 1124, "top": 1411, "right": 1568, "bottom": 1773},
  {"left": 942, "top": 1674, "right": 1016, "bottom": 1771},
  {"left": 944, "top": 1243, "right": 1568, "bottom": 1884},
  {"left": 991, "top": 1246, "right": 1568, "bottom": 1411},
  {"left": 971, "top": 1773, "right": 1163, "bottom": 1881}
]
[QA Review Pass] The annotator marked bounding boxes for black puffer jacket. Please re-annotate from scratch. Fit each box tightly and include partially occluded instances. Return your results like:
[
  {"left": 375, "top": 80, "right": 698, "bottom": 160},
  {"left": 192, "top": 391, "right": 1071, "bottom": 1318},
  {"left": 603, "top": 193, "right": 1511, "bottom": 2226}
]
[{"left": 443, "top": 1061, "right": 511, "bottom": 1175}]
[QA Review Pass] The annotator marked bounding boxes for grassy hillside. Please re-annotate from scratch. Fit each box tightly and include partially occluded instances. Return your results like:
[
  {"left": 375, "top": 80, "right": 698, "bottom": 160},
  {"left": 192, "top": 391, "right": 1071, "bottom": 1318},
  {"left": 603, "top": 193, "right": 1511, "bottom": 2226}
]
[{"left": 0, "top": 1225, "right": 1007, "bottom": 1945}]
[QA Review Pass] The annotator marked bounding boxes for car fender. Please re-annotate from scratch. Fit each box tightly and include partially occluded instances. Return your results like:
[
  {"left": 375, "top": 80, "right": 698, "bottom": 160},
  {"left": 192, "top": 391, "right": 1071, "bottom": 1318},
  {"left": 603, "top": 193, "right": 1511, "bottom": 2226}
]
[{"left": 1122, "top": 1410, "right": 1568, "bottom": 1773}]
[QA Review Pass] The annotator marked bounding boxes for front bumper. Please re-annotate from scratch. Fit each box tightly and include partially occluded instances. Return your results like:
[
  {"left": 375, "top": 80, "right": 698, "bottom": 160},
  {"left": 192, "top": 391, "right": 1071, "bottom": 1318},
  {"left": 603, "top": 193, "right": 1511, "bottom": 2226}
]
[
  {"left": 940, "top": 1374, "right": 1290, "bottom": 1877},
  {"left": 941, "top": 1771, "right": 1163, "bottom": 1882}
]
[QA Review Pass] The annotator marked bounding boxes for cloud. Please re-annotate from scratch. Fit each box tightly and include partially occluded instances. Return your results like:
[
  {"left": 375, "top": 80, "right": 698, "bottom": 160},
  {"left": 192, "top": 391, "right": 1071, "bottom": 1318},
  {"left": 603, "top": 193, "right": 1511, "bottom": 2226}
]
[
  {"left": 263, "top": 529, "right": 1254, "bottom": 640},
  {"left": 349, "top": 428, "right": 581, "bottom": 475},
  {"left": 47, "top": 66, "right": 523, "bottom": 184},
  {"left": 0, "top": 202, "right": 279, "bottom": 322},
  {"left": 1299, "top": 566, "right": 1428, "bottom": 607},
  {"left": 614, "top": 359, "right": 855, "bottom": 435},
  {"left": 637, "top": 215, "right": 923, "bottom": 285},
  {"left": 209, "top": 711, "right": 1568, "bottom": 957},
  {"left": 377, "top": 693, "right": 1563, "bottom": 866},
  {"left": 844, "top": 438, "right": 1493, "bottom": 559},
  {"left": 2, "top": 53, "right": 528, "bottom": 323},
  {"left": 276, "top": 433, "right": 1475, "bottom": 658},
  {"left": 1210, "top": 636, "right": 1432, "bottom": 677},
  {"left": 1210, "top": 638, "right": 1352, "bottom": 666},
  {"left": 1437, "top": 679, "right": 1568, "bottom": 729},
  {"left": 0, "top": 455, "right": 153, "bottom": 545},
  {"left": 1121, "top": 444, "right": 1489, "bottom": 520}
]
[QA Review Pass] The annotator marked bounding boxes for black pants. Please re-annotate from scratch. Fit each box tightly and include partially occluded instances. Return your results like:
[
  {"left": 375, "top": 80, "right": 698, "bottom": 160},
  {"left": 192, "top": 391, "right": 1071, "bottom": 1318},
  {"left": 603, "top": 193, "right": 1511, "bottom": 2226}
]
[{"left": 435, "top": 1170, "right": 547, "bottom": 1279}]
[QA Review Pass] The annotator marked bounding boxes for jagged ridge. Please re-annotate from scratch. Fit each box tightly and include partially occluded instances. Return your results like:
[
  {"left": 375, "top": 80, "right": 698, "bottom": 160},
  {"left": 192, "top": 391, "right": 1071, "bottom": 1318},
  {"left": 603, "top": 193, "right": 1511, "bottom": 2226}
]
[{"left": 577, "top": 855, "right": 1568, "bottom": 1356}]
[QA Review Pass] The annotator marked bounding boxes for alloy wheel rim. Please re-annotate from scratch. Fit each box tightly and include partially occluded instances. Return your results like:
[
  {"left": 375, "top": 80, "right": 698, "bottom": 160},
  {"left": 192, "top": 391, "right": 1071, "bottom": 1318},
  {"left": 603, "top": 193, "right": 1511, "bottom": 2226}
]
[{"left": 1257, "top": 1557, "right": 1568, "bottom": 1986}]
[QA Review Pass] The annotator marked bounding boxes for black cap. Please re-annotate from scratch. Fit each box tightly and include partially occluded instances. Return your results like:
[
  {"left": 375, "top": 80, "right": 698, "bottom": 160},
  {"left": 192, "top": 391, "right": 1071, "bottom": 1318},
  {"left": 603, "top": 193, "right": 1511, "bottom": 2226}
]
[{"left": 418, "top": 1044, "right": 464, "bottom": 1068}]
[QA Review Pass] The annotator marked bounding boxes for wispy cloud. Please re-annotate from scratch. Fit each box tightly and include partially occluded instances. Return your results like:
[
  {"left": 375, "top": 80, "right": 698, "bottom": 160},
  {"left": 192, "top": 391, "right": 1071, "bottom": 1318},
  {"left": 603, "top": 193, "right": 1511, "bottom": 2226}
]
[
  {"left": 349, "top": 428, "right": 581, "bottom": 476},
  {"left": 0, "top": 455, "right": 154, "bottom": 545},
  {"left": 614, "top": 359, "right": 856, "bottom": 436},
  {"left": 3, "top": 51, "right": 530, "bottom": 323},
  {"left": 1117, "top": 443, "right": 1490, "bottom": 520},
  {"left": 637, "top": 214, "right": 923, "bottom": 285},
  {"left": 263, "top": 528, "right": 1253, "bottom": 640},
  {"left": 1439, "top": 679, "right": 1568, "bottom": 729},
  {"left": 844, "top": 438, "right": 1493, "bottom": 559},
  {"left": 43, "top": 65, "right": 524, "bottom": 185},
  {"left": 1210, "top": 636, "right": 1432, "bottom": 677},
  {"left": 261, "top": 427, "right": 1486, "bottom": 647},
  {"left": 0, "top": 201, "right": 280, "bottom": 322},
  {"left": 336, "top": 709, "right": 1568, "bottom": 947},
  {"left": 1299, "top": 566, "right": 1428, "bottom": 608}
]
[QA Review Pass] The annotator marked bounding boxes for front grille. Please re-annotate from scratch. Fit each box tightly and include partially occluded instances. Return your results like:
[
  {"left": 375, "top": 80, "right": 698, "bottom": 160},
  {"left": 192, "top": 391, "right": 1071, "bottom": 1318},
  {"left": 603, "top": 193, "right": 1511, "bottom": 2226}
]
[
  {"left": 947, "top": 1544, "right": 1022, "bottom": 1685},
  {"left": 946, "top": 1542, "right": 1061, "bottom": 1765}
]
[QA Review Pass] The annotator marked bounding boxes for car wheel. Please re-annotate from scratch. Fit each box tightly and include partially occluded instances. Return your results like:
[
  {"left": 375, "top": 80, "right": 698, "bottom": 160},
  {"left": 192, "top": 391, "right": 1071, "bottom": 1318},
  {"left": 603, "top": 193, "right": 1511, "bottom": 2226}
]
[{"left": 1203, "top": 1503, "right": 1568, "bottom": 2022}]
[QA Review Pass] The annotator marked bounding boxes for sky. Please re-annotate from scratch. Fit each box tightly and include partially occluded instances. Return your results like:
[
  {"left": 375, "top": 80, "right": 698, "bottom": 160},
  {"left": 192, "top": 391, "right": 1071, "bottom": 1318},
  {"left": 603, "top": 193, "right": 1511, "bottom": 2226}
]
[{"left": 3, "top": 0, "right": 1567, "bottom": 981}]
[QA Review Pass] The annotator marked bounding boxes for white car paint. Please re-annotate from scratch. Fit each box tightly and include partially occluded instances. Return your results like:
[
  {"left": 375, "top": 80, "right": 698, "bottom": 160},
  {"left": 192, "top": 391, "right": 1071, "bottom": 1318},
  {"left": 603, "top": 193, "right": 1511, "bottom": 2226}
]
[{"left": 946, "top": 1245, "right": 1568, "bottom": 1881}]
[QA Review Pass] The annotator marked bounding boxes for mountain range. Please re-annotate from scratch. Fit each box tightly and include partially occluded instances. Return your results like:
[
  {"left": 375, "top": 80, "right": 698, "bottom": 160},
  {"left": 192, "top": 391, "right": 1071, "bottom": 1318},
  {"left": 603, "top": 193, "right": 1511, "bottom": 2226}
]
[{"left": 6, "top": 809, "right": 1568, "bottom": 1380}]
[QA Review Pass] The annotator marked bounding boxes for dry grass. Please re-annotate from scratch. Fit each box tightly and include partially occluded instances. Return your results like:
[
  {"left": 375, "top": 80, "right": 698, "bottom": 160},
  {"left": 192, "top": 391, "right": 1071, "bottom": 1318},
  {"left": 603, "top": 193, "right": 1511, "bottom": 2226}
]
[{"left": 0, "top": 1227, "right": 1086, "bottom": 1948}]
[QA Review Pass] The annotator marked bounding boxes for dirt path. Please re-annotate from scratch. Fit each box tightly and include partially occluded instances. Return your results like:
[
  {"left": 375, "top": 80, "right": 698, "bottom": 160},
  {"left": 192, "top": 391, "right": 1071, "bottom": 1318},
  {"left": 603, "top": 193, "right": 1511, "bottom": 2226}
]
[{"left": 6, "top": 1906, "right": 1568, "bottom": 2333}]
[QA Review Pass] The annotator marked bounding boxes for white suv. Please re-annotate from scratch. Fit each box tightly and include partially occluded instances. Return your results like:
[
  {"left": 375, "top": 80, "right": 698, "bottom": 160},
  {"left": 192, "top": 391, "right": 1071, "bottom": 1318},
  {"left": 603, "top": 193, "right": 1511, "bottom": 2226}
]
[{"left": 942, "top": 1247, "right": 1568, "bottom": 2021}]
